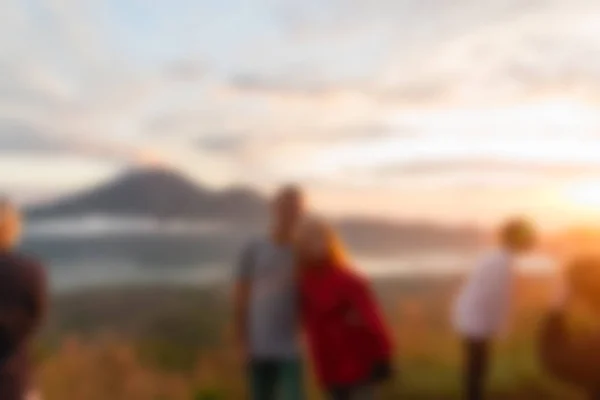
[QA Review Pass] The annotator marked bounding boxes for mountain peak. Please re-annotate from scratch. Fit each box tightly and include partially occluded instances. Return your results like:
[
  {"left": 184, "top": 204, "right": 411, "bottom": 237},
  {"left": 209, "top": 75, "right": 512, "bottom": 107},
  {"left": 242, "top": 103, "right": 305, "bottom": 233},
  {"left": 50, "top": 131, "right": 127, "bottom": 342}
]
[{"left": 27, "top": 169, "right": 268, "bottom": 222}]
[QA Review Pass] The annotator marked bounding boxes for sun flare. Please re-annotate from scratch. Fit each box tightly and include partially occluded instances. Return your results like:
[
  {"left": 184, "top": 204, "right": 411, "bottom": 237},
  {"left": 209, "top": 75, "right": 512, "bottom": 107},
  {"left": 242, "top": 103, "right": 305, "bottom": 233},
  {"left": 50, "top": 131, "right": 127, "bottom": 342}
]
[{"left": 564, "top": 180, "right": 600, "bottom": 209}]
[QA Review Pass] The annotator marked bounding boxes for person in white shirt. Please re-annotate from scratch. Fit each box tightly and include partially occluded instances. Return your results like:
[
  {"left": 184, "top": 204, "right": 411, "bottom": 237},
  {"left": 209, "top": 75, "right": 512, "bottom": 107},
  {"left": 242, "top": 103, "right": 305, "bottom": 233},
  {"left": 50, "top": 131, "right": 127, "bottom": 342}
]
[{"left": 453, "top": 218, "right": 537, "bottom": 400}]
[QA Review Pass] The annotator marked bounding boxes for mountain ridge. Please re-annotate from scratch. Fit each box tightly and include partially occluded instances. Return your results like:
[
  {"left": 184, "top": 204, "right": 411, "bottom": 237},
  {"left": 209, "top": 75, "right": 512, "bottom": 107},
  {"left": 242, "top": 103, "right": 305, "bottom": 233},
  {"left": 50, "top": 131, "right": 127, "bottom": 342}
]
[
  {"left": 26, "top": 168, "right": 268, "bottom": 223},
  {"left": 25, "top": 167, "right": 484, "bottom": 255}
]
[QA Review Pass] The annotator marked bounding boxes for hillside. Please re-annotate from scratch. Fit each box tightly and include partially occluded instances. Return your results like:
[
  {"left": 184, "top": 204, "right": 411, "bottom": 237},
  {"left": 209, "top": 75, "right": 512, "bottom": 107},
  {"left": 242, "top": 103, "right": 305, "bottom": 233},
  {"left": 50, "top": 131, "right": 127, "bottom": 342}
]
[
  {"left": 24, "top": 168, "right": 484, "bottom": 264},
  {"left": 27, "top": 168, "right": 268, "bottom": 223}
]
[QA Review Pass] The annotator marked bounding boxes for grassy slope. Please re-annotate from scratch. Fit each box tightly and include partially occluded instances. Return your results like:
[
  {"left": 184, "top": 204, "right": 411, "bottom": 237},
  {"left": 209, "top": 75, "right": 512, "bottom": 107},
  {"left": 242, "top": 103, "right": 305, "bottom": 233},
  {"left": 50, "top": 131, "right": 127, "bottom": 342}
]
[{"left": 39, "top": 275, "right": 587, "bottom": 399}]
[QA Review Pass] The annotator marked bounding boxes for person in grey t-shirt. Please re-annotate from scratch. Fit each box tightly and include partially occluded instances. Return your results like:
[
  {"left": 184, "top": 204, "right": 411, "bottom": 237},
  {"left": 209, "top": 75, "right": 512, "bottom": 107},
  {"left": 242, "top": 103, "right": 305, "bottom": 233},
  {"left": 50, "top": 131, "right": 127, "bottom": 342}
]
[{"left": 234, "top": 186, "right": 306, "bottom": 400}]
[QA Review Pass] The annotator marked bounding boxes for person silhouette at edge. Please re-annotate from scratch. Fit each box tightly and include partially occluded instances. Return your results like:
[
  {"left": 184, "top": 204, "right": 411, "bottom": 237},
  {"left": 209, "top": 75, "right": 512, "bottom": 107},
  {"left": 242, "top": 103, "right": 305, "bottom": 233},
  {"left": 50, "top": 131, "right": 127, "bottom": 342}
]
[
  {"left": 0, "top": 199, "right": 48, "bottom": 400},
  {"left": 539, "top": 255, "right": 600, "bottom": 400}
]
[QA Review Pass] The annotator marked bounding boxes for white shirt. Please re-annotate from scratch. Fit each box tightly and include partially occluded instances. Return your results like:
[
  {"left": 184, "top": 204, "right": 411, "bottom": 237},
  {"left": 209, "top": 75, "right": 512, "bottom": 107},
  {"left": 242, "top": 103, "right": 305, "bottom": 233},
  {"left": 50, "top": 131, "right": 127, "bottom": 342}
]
[{"left": 453, "top": 249, "right": 515, "bottom": 339}]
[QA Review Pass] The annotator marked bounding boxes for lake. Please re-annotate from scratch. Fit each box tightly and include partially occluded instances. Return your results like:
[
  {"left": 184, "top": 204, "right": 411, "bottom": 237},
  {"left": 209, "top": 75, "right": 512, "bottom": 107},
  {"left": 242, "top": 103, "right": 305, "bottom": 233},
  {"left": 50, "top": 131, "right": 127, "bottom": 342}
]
[{"left": 21, "top": 219, "right": 554, "bottom": 292}]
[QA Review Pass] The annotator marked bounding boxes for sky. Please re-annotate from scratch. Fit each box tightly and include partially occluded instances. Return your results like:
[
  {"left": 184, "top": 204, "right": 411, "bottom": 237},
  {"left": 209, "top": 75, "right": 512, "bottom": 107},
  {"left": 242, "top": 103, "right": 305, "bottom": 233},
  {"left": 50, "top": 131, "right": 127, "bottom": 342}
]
[{"left": 3, "top": 0, "right": 600, "bottom": 228}]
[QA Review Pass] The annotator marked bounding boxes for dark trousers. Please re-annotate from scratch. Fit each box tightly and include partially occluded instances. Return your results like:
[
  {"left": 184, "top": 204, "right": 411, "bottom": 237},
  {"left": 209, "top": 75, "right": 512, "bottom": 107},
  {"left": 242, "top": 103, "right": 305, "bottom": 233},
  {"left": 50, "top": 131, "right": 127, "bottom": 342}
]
[
  {"left": 249, "top": 359, "right": 304, "bottom": 400},
  {"left": 328, "top": 385, "right": 374, "bottom": 400},
  {"left": 463, "top": 338, "right": 491, "bottom": 400}
]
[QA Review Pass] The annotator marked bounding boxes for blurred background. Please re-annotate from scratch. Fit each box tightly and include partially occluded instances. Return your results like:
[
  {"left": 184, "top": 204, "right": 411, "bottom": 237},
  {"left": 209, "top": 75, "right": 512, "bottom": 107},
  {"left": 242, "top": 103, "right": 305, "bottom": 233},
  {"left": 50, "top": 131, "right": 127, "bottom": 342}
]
[{"left": 3, "top": 0, "right": 600, "bottom": 398}]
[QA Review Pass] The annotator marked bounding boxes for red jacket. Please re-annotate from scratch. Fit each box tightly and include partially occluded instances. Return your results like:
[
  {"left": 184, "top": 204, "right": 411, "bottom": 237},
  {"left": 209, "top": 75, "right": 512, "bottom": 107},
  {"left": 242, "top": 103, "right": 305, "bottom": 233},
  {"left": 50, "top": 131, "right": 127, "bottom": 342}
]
[{"left": 300, "top": 263, "right": 393, "bottom": 387}]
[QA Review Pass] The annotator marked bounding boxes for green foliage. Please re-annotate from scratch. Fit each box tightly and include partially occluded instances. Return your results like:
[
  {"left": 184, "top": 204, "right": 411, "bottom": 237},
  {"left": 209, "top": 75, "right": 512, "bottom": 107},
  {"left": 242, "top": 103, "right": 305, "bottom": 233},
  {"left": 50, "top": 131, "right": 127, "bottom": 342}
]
[
  {"left": 38, "top": 277, "right": 590, "bottom": 399},
  {"left": 193, "top": 388, "right": 225, "bottom": 400}
]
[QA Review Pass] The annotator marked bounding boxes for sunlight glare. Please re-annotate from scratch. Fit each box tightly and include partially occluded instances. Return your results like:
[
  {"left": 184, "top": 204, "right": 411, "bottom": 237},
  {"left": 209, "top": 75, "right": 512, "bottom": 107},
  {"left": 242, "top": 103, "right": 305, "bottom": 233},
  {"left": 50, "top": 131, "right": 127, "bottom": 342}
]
[{"left": 564, "top": 180, "right": 600, "bottom": 209}]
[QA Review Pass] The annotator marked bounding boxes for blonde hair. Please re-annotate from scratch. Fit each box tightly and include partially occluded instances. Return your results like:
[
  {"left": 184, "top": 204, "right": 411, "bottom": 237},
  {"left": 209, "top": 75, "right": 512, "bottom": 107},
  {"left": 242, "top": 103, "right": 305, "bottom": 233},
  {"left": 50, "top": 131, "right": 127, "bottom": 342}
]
[
  {"left": 0, "top": 199, "right": 22, "bottom": 250},
  {"left": 295, "top": 216, "right": 349, "bottom": 267},
  {"left": 499, "top": 217, "right": 536, "bottom": 248}
]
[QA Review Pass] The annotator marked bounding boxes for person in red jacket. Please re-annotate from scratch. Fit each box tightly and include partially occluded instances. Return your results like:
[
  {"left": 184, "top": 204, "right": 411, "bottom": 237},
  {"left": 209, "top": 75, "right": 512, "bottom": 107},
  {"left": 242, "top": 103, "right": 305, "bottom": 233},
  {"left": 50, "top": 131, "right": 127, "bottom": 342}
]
[{"left": 295, "top": 216, "right": 394, "bottom": 400}]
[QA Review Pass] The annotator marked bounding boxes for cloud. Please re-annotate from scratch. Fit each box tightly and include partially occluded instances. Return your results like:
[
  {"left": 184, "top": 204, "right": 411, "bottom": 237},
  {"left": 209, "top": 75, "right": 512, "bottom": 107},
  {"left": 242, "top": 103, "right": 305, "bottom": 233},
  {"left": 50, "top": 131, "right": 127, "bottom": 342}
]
[
  {"left": 0, "top": 154, "right": 122, "bottom": 196},
  {"left": 376, "top": 0, "right": 600, "bottom": 104},
  {"left": 36, "top": 0, "right": 115, "bottom": 73},
  {"left": 231, "top": 0, "right": 600, "bottom": 106},
  {"left": 229, "top": 73, "right": 337, "bottom": 97},
  {"left": 163, "top": 60, "right": 207, "bottom": 82},
  {"left": 4, "top": 0, "right": 600, "bottom": 215},
  {"left": 196, "top": 133, "right": 249, "bottom": 152},
  {"left": 371, "top": 159, "right": 600, "bottom": 184},
  {"left": 0, "top": 119, "right": 67, "bottom": 153}
]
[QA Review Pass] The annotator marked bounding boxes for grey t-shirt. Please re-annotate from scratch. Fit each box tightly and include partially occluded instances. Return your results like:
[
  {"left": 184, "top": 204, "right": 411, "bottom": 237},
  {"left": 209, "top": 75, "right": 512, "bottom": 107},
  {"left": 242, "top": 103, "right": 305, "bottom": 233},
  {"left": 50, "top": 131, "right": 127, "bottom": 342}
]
[{"left": 236, "top": 238, "right": 299, "bottom": 359}]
